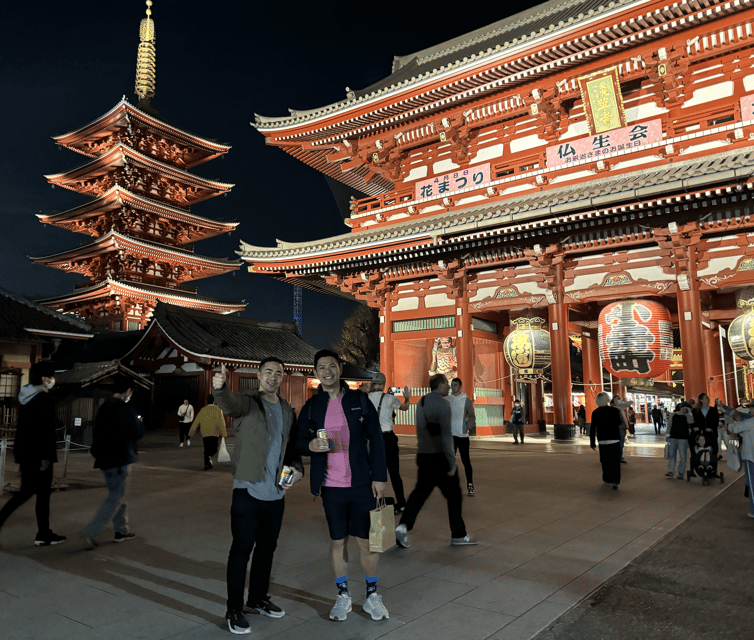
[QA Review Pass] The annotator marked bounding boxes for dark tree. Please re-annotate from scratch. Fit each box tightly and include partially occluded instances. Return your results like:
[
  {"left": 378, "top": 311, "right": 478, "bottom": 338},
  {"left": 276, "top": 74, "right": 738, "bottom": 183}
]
[{"left": 332, "top": 304, "right": 380, "bottom": 370}]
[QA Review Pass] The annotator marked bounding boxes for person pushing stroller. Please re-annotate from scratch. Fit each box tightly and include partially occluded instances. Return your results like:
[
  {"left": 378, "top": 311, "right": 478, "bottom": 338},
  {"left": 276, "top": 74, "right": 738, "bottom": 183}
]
[{"left": 688, "top": 431, "right": 724, "bottom": 485}]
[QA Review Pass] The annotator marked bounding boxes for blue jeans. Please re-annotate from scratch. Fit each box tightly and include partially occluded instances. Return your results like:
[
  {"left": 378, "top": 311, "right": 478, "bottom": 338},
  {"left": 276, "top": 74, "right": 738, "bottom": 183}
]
[
  {"left": 667, "top": 438, "right": 689, "bottom": 475},
  {"left": 82, "top": 466, "right": 130, "bottom": 539},
  {"left": 227, "top": 489, "right": 285, "bottom": 612}
]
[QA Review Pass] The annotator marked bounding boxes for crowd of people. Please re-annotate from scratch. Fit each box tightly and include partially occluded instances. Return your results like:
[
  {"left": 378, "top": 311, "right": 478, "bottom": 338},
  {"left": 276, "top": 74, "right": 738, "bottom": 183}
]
[{"left": 3, "top": 357, "right": 753, "bottom": 636}]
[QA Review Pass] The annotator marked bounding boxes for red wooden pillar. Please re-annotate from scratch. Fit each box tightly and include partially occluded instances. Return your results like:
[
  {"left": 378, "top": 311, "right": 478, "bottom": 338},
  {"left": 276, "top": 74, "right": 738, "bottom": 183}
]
[
  {"left": 530, "top": 379, "right": 544, "bottom": 431},
  {"left": 456, "top": 286, "right": 473, "bottom": 393},
  {"left": 549, "top": 264, "right": 574, "bottom": 440},
  {"left": 581, "top": 327, "right": 601, "bottom": 426},
  {"left": 500, "top": 347, "right": 512, "bottom": 423},
  {"left": 702, "top": 321, "right": 725, "bottom": 404},
  {"left": 380, "top": 291, "right": 395, "bottom": 386},
  {"left": 677, "top": 286, "right": 707, "bottom": 399}
]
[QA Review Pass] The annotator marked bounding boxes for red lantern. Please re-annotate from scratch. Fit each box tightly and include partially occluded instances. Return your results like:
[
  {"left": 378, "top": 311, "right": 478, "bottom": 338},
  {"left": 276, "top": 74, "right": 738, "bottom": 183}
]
[{"left": 598, "top": 300, "right": 673, "bottom": 379}]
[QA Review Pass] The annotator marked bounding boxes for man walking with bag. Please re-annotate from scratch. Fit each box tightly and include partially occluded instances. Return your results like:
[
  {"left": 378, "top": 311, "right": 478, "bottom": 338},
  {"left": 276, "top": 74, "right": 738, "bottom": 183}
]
[
  {"left": 213, "top": 358, "right": 304, "bottom": 635},
  {"left": 395, "top": 374, "right": 477, "bottom": 549},
  {"left": 296, "top": 350, "right": 388, "bottom": 622},
  {"left": 188, "top": 394, "right": 227, "bottom": 470}
]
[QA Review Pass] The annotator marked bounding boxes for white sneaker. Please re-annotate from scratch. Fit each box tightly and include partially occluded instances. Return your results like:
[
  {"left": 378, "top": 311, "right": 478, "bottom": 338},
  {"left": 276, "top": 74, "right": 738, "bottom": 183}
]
[
  {"left": 395, "top": 523, "right": 410, "bottom": 548},
  {"left": 329, "top": 593, "right": 352, "bottom": 621},
  {"left": 186, "top": 439, "right": 190, "bottom": 447},
  {"left": 363, "top": 592, "right": 389, "bottom": 620},
  {"left": 179, "top": 443, "right": 183, "bottom": 448},
  {"left": 451, "top": 534, "right": 478, "bottom": 546}
]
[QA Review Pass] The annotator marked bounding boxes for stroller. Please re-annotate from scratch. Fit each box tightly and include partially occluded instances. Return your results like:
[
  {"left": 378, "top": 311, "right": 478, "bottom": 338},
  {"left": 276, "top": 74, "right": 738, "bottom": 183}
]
[{"left": 687, "top": 430, "right": 724, "bottom": 485}]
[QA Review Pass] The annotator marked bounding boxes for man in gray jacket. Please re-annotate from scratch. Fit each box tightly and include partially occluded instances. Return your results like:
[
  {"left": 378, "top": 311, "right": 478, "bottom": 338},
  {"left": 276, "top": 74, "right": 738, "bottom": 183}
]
[
  {"left": 213, "top": 358, "right": 304, "bottom": 635},
  {"left": 395, "top": 374, "right": 478, "bottom": 548}
]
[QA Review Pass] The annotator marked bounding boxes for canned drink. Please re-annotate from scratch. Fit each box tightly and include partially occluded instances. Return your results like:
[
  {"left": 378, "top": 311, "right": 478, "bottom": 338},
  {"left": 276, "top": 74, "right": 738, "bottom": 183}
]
[
  {"left": 279, "top": 465, "right": 294, "bottom": 488},
  {"left": 317, "top": 429, "right": 327, "bottom": 440}
]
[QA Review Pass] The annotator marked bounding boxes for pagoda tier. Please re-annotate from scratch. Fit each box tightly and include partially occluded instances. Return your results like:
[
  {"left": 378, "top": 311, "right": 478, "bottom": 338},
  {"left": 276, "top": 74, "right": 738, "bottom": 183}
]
[
  {"left": 53, "top": 98, "right": 231, "bottom": 169},
  {"left": 35, "top": 2, "right": 244, "bottom": 331},
  {"left": 31, "top": 230, "right": 240, "bottom": 287},
  {"left": 38, "top": 278, "right": 245, "bottom": 332},
  {"left": 45, "top": 143, "right": 233, "bottom": 207},
  {"left": 37, "top": 186, "right": 238, "bottom": 245}
]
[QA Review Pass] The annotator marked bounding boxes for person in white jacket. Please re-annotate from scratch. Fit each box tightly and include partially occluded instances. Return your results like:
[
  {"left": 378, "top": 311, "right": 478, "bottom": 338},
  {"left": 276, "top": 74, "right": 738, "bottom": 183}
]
[
  {"left": 727, "top": 406, "right": 754, "bottom": 518},
  {"left": 177, "top": 399, "right": 194, "bottom": 448},
  {"left": 448, "top": 378, "right": 476, "bottom": 496}
]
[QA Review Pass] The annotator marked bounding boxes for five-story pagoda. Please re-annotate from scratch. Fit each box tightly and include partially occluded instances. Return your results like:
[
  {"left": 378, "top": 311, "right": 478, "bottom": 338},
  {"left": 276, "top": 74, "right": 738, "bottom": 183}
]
[{"left": 32, "top": 1, "right": 244, "bottom": 331}]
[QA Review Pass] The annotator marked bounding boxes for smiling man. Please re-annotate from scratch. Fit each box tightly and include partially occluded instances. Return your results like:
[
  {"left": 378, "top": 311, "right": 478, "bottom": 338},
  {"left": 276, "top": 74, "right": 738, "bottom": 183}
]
[
  {"left": 297, "top": 349, "right": 388, "bottom": 622},
  {"left": 213, "top": 357, "right": 304, "bottom": 635}
]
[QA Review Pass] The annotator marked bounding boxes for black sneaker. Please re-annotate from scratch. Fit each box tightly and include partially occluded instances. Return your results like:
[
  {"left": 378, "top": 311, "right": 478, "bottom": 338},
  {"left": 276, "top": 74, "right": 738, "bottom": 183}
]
[
  {"left": 34, "top": 532, "right": 66, "bottom": 546},
  {"left": 247, "top": 598, "right": 285, "bottom": 618},
  {"left": 226, "top": 610, "right": 250, "bottom": 635},
  {"left": 114, "top": 532, "right": 136, "bottom": 543}
]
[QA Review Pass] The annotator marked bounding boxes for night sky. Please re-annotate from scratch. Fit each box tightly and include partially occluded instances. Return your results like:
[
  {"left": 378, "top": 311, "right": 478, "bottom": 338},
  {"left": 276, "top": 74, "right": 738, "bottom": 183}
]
[{"left": 1, "top": 0, "right": 539, "bottom": 348}]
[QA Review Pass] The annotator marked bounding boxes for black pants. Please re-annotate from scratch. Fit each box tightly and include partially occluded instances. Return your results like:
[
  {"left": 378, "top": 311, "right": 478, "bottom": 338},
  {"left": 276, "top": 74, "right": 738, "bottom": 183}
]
[
  {"left": 512, "top": 422, "right": 525, "bottom": 442},
  {"left": 653, "top": 419, "right": 663, "bottom": 434},
  {"left": 401, "top": 453, "right": 466, "bottom": 539},
  {"left": 227, "top": 489, "right": 285, "bottom": 612},
  {"left": 383, "top": 431, "right": 406, "bottom": 509},
  {"left": 0, "top": 462, "right": 54, "bottom": 535},
  {"left": 179, "top": 422, "right": 191, "bottom": 444},
  {"left": 453, "top": 436, "right": 473, "bottom": 485},
  {"left": 599, "top": 443, "right": 621, "bottom": 486},
  {"left": 203, "top": 436, "right": 218, "bottom": 468}
]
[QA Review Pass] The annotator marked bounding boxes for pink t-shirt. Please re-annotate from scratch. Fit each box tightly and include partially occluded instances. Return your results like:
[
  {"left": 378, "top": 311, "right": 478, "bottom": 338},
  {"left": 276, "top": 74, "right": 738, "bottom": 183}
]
[{"left": 322, "top": 396, "right": 352, "bottom": 487}]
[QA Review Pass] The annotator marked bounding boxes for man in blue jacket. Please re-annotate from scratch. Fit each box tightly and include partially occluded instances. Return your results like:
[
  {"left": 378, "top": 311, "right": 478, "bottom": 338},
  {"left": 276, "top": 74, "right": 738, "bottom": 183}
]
[{"left": 296, "top": 350, "right": 388, "bottom": 622}]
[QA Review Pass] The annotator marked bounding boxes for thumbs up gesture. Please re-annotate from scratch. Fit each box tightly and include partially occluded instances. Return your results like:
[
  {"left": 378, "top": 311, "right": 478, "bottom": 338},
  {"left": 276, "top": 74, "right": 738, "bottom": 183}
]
[{"left": 213, "top": 363, "right": 227, "bottom": 390}]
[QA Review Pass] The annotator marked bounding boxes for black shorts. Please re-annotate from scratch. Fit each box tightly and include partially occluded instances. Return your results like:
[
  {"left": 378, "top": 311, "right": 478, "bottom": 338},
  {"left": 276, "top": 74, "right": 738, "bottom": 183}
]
[{"left": 321, "top": 485, "right": 374, "bottom": 540}]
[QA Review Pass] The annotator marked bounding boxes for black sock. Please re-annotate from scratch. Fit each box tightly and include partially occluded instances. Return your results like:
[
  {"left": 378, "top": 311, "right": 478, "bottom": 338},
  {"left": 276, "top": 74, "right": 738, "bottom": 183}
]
[
  {"left": 365, "top": 577, "right": 378, "bottom": 597},
  {"left": 336, "top": 577, "right": 348, "bottom": 596}
]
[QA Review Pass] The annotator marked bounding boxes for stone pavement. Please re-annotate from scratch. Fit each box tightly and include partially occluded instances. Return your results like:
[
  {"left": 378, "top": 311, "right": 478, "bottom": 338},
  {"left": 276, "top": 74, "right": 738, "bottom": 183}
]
[{"left": 0, "top": 424, "right": 749, "bottom": 640}]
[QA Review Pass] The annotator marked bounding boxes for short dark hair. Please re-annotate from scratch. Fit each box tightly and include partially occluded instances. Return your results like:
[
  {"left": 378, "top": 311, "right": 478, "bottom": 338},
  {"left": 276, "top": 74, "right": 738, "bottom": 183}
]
[
  {"left": 206, "top": 394, "right": 214, "bottom": 404},
  {"left": 314, "top": 349, "right": 340, "bottom": 368},
  {"left": 429, "top": 373, "right": 447, "bottom": 390},
  {"left": 259, "top": 356, "right": 284, "bottom": 370},
  {"left": 451, "top": 377, "right": 462, "bottom": 387},
  {"left": 111, "top": 374, "right": 133, "bottom": 394},
  {"left": 29, "top": 361, "right": 56, "bottom": 385}
]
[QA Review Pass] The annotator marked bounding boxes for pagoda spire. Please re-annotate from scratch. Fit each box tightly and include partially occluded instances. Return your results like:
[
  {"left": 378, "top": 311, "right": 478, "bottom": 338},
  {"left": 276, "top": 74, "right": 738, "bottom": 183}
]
[{"left": 134, "top": 0, "right": 156, "bottom": 110}]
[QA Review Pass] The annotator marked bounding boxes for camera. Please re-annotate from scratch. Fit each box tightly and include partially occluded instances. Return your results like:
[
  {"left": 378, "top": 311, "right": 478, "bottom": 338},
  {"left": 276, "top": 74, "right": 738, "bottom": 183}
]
[{"left": 388, "top": 386, "right": 401, "bottom": 395}]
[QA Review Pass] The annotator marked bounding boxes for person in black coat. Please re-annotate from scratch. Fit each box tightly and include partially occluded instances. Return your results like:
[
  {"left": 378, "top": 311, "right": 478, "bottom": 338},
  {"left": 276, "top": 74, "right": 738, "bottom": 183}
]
[
  {"left": 590, "top": 392, "right": 623, "bottom": 489},
  {"left": 692, "top": 393, "right": 720, "bottom": 455},
  {"left": 0, "top": 361, "right": 66, "bottom": 546}
]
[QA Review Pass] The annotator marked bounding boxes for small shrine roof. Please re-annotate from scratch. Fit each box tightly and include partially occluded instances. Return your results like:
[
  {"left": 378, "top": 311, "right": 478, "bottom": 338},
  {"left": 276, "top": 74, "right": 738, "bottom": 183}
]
[
  {"left": 54, "top": 98, "right": 231, "bottom": 166},
  {"left": 54, "top": 360, "right": 152, "bottom": 389},
  {"left": 37, "top": 186, "right": 239, "bottom": 234},
  {"left": 239, "top": 144, "right": 754, "bottom": 264},
  {"left": 130, "top": 302, "right": 317, "bottom": 367},
  {"left": 31, "top": 230, "right": 242, "bottom": 272},
  {"left": 0, "top": 287, "right": 92, "bottom": 343},
  {"left": 38, "top": 278, "right": 246, "bottom": 314}
]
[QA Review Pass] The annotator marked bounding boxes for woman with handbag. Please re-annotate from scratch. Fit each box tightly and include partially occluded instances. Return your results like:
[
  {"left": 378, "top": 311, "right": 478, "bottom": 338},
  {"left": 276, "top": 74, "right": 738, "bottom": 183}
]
[
  {"left": 188, "top": 394, "right": 228, "bottom": 470},
  {"left": 727, "top": 406, "right": 754, "bottom": 518}
]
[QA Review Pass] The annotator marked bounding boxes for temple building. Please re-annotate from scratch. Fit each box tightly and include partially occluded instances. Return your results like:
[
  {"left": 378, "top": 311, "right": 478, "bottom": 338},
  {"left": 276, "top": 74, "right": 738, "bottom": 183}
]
[
  {"left": 239, "top": 0, "right": 754, "bottom": 439},
  {"left": 32, "top": 1, "right": 244, "bottom": 331}
]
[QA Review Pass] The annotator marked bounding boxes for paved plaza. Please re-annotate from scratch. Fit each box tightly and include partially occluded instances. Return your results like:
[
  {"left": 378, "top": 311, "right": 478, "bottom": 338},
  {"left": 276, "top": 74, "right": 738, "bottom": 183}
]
[{"left": 0, "top": 424, "right": 749, "bottom": 640}]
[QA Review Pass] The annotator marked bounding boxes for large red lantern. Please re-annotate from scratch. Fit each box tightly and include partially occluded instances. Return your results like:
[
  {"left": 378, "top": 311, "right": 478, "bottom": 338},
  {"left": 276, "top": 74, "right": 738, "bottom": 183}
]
[{"left": 598, "top": 300, "right": 673, "bottom": 379}]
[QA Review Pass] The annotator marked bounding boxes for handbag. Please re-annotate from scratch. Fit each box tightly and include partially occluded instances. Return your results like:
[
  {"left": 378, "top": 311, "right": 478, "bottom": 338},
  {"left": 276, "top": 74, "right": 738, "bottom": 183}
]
[
  {"left": 726, "top": 439, "right": 741, "bottom": 472},
  {"left": 217, "top": 437, "right": 230, "bottom": 463},
  {"left": 369, "top": 498, "right": 395, "bottom": 553}
]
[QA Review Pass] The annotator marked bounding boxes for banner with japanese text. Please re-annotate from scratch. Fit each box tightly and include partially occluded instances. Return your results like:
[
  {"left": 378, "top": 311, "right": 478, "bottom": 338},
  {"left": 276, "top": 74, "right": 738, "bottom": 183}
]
[{"left": 415, "top": 163, "right": 490, "bottom": 199}]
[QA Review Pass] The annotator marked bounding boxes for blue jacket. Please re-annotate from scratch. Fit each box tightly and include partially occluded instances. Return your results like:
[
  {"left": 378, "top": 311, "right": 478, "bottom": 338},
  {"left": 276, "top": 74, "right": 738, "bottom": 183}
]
[{"left": 296, "top": 384, "right": 387, "bottom": 496}]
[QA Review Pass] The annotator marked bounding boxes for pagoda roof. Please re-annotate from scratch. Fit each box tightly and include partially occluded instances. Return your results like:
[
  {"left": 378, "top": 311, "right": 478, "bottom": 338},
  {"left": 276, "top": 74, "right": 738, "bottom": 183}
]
[
  {"left": 37, "top": 186, "right": 239, "bottom": 240},
  {"left": 38, "top": 278, "right": 246, "bottom": 315},
  {"left": 54, "top": 98, "right": 231, "bottom": 168},
  {"left": 126, "top": 302, "right": 317, "bottom": 368},
  {"left": 30, "top": 229, "right": 241, "bottom": 277},
  {"left": 45, "top": 143, "right": 233, "bottom": 205},
  {"left": 0, "top": 287, "right": 92, "bottom": 343},
  {"left": 239, "top": 144, "right": 754, "bottom": 276}
]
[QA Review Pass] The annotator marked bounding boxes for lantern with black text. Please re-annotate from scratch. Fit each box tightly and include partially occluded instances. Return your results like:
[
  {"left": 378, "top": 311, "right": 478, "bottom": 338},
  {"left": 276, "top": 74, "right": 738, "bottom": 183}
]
[
  {"left": 503, "top": 317, "right": 551, "bottom": 381},
  {"left": 598, "top": 300, "right": 673, "bottom": 378},
  {"left": 728, "top": 300, "right": 754, "bottom": 361}
]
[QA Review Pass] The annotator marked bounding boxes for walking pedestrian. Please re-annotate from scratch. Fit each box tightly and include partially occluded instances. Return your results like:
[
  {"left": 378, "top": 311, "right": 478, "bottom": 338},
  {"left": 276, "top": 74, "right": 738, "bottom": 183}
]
[
  {"left": 188, "top": 394, "right": 227, "bottom": 470},
  {"left": 177, "top": 399, "right": 194, "bottom": 447},
  {"left": 511, "top": 398, "right": 525, "bottom": 444},
  {"left": 577, "top": 404, "right": 586, "bottom": 435},
  {"left": 651, "top": 405, "right": 664, "bottom": 434},
  {"left": 213, "top": 358, "right": 304, "bottom": 635},
  {"left": 611, "top": 395, "right": 631, "bottom": 462},
  {"left": 726, "top": 406, "right": 754, "bottom": 518},
  {"left": 367, "top": 373, "right": 409, "bottom": 514},
  {"left": 296, "top": 350, "right": 389, "bottom": 622},
  {"left": 589, "top": 391, "right": 622, "bottom": 489},
  {"left": 0, "top": 361, "right": 66, "bottom": 546},
  {"left": 666, "top": 402, "right": 694, "bottom": 479},
  {"left": 448, "top": 378, "right": 476, "bottom": 496},
  {"left": 395, "top": 374, "right": 477, "bottom": 549},
  {"left": 81, "top": 374, "right": 144, "bottom": 547}
]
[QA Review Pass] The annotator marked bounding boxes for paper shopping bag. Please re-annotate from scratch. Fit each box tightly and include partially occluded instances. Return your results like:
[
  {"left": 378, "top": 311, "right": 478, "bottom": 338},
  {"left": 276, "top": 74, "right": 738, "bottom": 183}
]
[
  {"left": 369, "top": 498, "right": 395, "bottom": 553},
  {"left": 217, "top": 437, "right": 231, "bottom": 463}
]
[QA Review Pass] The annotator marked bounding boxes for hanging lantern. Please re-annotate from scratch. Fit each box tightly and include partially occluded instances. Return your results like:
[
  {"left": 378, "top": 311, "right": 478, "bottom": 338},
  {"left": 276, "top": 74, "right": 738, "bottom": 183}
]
[
  {"left": 728, "top": 299, "right": 754, "bottom": 360},
  {"left": 503, "top": 317, "right": 551, "bottom": 381},
  {"left": 598, "top": 299, "right": 673, "bottom": 379}
]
